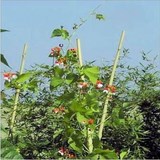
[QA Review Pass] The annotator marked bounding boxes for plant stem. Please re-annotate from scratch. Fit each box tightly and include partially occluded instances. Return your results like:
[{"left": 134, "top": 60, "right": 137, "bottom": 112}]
[
  {"left": 98, "top": 31, "right": 125, "bottom": 140},
  {"left": 53, "top": 57, "right": 55, "bottom": 66},
  {"left": 87, "top": 128, "right": 93, "bottom": 153},
  {"left": 67, "top": 4, "right": 102, "bottom": 49},
  {"left": 10, "top": 44, "right": 28, "bottom": 131}
]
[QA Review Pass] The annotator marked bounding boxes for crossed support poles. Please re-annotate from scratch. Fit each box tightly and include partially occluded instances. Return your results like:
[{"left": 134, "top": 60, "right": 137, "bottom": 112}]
[{"left": 76, "top": 31, "right": 125, "bottom": 153}]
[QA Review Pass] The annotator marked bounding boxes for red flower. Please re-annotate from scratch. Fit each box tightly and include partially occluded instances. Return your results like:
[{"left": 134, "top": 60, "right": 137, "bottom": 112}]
[
  {"left": 95, "top": 80, "right": 103, "bottom": 89},
  {"left": 103, "top": 85, "right": 116, "bottom": 94},
  {"left": 58, "top": 147, "right": 76, "bottom": 158},
  {"left": 58, "top": 147, "right": 69, "bottom": 156},
  {"left": 88, "top": 119, "right": 94, "bottom": 125},
  {"left": 67, "top": 153, "right": 76, "bottom": 159},
  {"left": 55, "top": 57, "right": 67, "bottom": 64},
  {"left": 78, "top": 82, "right": 88, "bottom": 89},
  {"left": 49, "top": 47, "right": 61, "bottom": 57},
  {"left": 3, "top": 72, "right": 17, "bottom": 82},
  {"left": 55, "top": 57, "right": 67, "bottom": 68},
  {"left": 67, "top": 48, "right": 77, "bottom": 53},
  {"left": 53, "top": 108, "right": 60, "bottom": 113}
]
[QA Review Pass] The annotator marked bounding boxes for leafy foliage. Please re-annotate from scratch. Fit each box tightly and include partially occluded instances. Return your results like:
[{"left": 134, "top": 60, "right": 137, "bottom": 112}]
[
  {"left": 51, "top": 27, "right": 69, "bottom": 39},
  {"left": 139, "top": 92, "right": 160, "bottom": 159},
  {"left": 0, "top": 54, "right": 11, "bottom": 68},
  {"left": 1, "top": 49, "right": 160, "bottom": 159},
  {"left": 96, "top": 14, "right": 105, "bottom": 20},
  {"left": 1, "top": 139, "right": 24, "bottom": 160}
]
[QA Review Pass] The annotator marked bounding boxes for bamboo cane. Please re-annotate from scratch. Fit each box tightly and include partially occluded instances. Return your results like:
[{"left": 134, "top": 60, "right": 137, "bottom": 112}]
[
  {"left": 98, "top": 31, "right": 125, "bottom": 140},
  {"left": 10, "top": 44, "right": 28, "bottom": 131},
  {"left": 76, "top": 39, "right": 83, "bottom": 67},
  {"left": 76, "top": 39, "right": 93, "bottom": 153}
]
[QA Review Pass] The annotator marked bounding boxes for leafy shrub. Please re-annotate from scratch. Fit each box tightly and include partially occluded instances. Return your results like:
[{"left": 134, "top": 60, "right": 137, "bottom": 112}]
[{"left": 1, "top": 48, "right": 160, "bottom": 159}]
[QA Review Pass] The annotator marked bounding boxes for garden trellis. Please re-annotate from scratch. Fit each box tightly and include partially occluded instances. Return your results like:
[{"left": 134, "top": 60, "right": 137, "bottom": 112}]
[{"left": 76, "top": 31, "right": 125, "bottom": 154}]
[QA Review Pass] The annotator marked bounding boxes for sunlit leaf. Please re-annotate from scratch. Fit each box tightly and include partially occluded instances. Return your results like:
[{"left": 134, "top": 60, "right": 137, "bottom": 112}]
[
  {"left": 61, "top": 29, "right": 69, "bottom": 39},
  {"left": 70, "top": 100, "right": 86, "bottom": 113},
  {"left": 51, "top": 29, "right": 62, "bottom": 38},
  {"left": 83, "top": 66, "right": 99, "bottom": 84},
  {"left": 50, "top": 76, "right": 64, "bottom": 89},
  {"left": 76, "top": 112, "right": 87, "bottom": 123},
  {"left": 16, "top": 72, "right": 33, "bottom": 83},
  {"left": 120, "top": 151, "right": 127, "bottom": 160},
  {"left": 51, "top": 28, "right": 69, "bottom": 39}
]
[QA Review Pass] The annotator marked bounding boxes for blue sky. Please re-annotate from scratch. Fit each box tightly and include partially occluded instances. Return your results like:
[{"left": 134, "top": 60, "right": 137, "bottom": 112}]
[{"left": 1, "top": 0, "right": 160, "bottom": 72}]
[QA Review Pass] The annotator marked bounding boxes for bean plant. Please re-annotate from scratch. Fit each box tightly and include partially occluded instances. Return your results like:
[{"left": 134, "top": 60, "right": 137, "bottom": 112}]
[{"left": 1, "top": 9, "right": 160, "bottom": 160}]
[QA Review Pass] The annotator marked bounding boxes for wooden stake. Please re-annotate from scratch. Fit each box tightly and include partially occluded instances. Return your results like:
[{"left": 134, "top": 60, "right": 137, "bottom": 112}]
[
  {"left": 98, "top": 31, "right": 125, "bottom": 140},
  {"left": 76, "top": 39, "right": 83, "bottom": 67},
  {"left": 10, "top": 44, "right": 28, "bottom": 131},
  {"left": 76, "top": 38, "right": 93, "bottom": 153}
]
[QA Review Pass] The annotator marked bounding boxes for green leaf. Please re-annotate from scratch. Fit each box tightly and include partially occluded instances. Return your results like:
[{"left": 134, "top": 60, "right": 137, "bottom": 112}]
[
  {"left": 53, "top": 129, "right": 63, "bottom": 139},
  {"left": 0, "top": 54, "right": 11, "bottom": 68},
  {"left": 68, "top": 134, "right": 83, "bottom": 153},
  {"left": 65, "top": 73, "right": 77, "bottom": 84},
  {"left": 4, "top": 151, "right": 18, "bottom": 158},
  {"left": 120, "top": 151, "right": 127, "bottom": 160},
  {"left": 50, "top": 76, "right": 64, "bottom": 88},
  {"left": 93, "top": 149, "right": 118, "bottom": 159},
  {"left": 1, "top": 139, "right": 23, "bottom": 159},
  {"left": 83, "top": 66, "right": 99, "bottom": 84},
  {"left": 93, "top": 136, "right": 102, "bottom": 148},
  {"left": 65, "top": 127, "right": 75, "bottom": 137},
  {"left": 0, "top": 90, "right": 6, "bottom": 100},
  {"left": 68, "top": 138, "right": 82, "bottom": 153},
  {"left": 13, "top": 154, "right": 24, "bottom": 160},
  {"left": 16, "top": 72, "right": 33, "bottom": 83},
  {"left": 89, "top": 155, "right": 105, "bottom": 160},
  {"left": 51, "top": 29, "right": 62, "bottom": 38},
  {"left": 61, "top": 29, "right": 69, "bottom": 39},
  {"left": 54, "top": 67, "right": 65, "bottom": 77},
  {"left": 0, "top": 29, "right": 9, "bottom": 32},
  {"left": 70, "top": 100, "right": 86, "bottom": 113},
  {"left": 76, "top": 112, "right": 87, "bottom": 123},
  {"left": 96, "top": 14, "right": 105, "bottom": 20},
  {"left": 58, "top": 92, "right": 75, "bottom": 101},
  {"left": 0, "top": 124, "right": 8, "bottom": 139},
  {"left": 51, "top": 28, "right": 69, "bottom": 39},
  {"left": 27, "top": 79, "right": 39, "bottom": 91},
  {"left": 123, "top": 102, "right": 132, "bottom": 108}
]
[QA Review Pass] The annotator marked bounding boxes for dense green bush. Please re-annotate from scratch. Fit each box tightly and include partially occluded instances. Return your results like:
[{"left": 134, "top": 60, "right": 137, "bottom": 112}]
[{"left": 1, "top": 48, "right": 160, "bottom": 159}]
